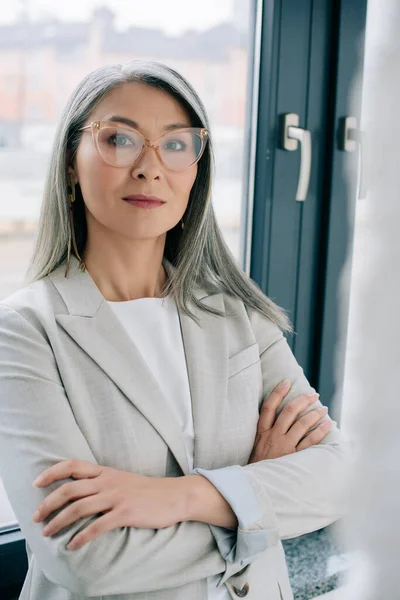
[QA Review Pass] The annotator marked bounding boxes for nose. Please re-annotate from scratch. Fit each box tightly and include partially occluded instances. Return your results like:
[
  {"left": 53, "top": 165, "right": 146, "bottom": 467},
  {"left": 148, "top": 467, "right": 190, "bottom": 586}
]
[{"left": 130, "top": 143, "right": 162, "bottom": 180}]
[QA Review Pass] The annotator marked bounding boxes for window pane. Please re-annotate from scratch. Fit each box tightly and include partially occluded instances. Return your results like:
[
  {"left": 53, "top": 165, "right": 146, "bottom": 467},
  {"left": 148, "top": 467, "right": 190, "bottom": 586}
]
[{"left": 0, "top": 1, "right": 254, "bottom": 527}]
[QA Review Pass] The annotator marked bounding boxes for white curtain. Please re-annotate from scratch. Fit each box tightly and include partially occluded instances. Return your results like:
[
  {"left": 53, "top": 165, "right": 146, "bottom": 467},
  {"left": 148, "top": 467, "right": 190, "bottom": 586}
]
[{"left": 336, "top": 1, "right": 400, "bottom": 598}]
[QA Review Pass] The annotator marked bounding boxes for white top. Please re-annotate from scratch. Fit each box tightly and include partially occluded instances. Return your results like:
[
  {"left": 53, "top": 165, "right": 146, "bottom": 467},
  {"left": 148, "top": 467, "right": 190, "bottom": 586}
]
[{"left": 107, "top": 294, "right": 230, "bottom": 600}]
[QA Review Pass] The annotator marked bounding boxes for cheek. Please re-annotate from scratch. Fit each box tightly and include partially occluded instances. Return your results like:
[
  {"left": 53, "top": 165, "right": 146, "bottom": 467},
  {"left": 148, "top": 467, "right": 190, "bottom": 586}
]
[
  {"left": 76, "top": 145, "right": 119, "bottom": 203},
  {"left": 169, "top": 167, "right": 197, "bottom": 204}
]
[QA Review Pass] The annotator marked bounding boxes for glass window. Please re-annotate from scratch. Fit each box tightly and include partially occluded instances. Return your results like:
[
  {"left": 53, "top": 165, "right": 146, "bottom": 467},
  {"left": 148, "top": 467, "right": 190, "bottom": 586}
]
[{"left": 0, "top": 1, "right": 254, "bottom": 528}]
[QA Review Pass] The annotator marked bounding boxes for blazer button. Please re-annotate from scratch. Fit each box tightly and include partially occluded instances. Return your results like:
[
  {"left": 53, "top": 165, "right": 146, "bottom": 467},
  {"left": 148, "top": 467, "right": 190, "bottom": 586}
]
[{"left": 232, "top": 582, "right": 249, "bottom": 597}]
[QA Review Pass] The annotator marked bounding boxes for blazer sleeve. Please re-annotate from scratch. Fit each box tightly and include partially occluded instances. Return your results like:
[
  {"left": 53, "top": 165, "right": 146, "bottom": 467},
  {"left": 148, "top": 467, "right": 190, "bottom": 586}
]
[
  {"left": 190, "top": 305, "right": 353, "bottom": 563},
  {"left": 0, "top": 304, "right": 247, "bottom": 596}
]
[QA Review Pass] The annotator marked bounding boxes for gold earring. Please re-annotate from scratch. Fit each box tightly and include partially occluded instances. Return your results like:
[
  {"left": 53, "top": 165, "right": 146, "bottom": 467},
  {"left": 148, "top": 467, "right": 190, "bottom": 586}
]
[
  {"left": 181, "top": 219, "right": 185, "bottom": 230},
  {"left": 65, "top": 175, "right": 86, "bottom": 277}
]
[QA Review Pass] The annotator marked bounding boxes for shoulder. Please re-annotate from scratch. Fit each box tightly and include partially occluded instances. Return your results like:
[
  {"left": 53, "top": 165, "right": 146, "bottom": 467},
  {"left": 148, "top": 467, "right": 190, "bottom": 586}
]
[{"left": 0, "top": 275, "right": 60, "bottom": 335}]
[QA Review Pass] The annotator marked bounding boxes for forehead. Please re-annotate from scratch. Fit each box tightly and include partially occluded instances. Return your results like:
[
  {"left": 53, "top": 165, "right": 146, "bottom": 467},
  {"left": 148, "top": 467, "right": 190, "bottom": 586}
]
[{"left": 89, "top": 81, "right": 192, "bottom": 129}]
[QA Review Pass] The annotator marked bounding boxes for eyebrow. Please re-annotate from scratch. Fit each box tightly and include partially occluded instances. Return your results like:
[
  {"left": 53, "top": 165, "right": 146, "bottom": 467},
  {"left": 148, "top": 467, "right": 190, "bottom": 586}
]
[{"left": 106, "top": 115, "right": 191, "bottom": 132}]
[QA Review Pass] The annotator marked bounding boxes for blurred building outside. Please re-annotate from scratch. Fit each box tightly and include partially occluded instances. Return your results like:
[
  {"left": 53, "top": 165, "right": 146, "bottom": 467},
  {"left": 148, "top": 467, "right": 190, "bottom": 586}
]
[{"left": 0, "top": 4, "right": 250, "bottom": 299}]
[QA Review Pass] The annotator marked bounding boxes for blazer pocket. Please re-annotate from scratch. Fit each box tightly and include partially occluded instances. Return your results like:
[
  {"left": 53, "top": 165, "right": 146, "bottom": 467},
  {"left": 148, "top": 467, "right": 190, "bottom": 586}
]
[{"left": 228, "top": 342, "right": 260, "bottom": 378}]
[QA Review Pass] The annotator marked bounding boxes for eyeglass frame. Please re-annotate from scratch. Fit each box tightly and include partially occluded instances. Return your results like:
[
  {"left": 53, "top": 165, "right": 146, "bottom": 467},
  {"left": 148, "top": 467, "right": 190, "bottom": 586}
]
[{"left": 79, "top": 120, "right": 209, "bottom": 171}]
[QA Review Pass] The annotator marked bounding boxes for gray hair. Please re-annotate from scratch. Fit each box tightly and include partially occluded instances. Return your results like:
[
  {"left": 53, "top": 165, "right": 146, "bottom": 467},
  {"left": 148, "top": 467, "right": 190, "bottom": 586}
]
[{"left": 25, "top": 60, "right": 292, "bottom": 331}]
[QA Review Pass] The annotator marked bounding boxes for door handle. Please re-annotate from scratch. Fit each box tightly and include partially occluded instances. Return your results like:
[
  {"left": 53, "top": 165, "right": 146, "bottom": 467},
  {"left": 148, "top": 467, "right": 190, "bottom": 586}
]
[
  {"left": 281, "top": 113, "right": 312, "bottom": 202},
  {"left": 340, "top": 116, "right": 367, "bottom": 199}
]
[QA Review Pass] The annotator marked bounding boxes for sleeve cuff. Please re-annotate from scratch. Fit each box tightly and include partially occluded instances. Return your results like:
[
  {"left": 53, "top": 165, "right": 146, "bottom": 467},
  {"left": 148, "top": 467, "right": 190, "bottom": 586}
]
[{"left": 190, "top": 465, "right": 278, "bottom": 564}]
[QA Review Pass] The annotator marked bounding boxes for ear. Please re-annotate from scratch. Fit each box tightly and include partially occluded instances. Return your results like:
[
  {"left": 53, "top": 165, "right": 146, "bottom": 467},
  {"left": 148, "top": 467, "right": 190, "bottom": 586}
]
[
  {"left": 66, "top": 150, "right": 79, "bottom": 184},
  {"left": 67, "top": 167, "right": 79, "bottom": 184}
]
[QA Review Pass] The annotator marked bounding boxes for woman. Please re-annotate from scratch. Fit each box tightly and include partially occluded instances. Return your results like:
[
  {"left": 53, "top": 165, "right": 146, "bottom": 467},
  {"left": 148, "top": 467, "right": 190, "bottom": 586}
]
[{"left": 0, "top": 60, "right": 349, "bottom": 600}]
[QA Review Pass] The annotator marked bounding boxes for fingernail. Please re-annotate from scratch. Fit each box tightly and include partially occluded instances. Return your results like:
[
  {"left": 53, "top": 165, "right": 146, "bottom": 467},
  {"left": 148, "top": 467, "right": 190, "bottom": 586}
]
[
  {"left": 33, "top": 510, "right": 41, "bottom": 522},
  {"left": 33, "top": 475, "right": 44, "bottom": 487},
  {"left": 320, "top": 407, "right": 328, "bottom": 412},
  {"left": 277, "top": 380, "right": 291, "bottom": 391}
]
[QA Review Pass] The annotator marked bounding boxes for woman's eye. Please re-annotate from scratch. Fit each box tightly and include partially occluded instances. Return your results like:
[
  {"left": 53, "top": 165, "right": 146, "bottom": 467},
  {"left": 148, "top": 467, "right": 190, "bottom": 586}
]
[
  {"left": 164, "top": 139, "right": 186, "bottom": 151},
  {"left": 109, "top": 134, "right": 134, "bottom": 147}
]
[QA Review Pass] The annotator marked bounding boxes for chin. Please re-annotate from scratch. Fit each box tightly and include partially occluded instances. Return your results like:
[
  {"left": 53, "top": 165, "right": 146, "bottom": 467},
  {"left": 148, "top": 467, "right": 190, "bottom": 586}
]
[{"left": 118, "top": 225, "right": 169, "bottom": 240}]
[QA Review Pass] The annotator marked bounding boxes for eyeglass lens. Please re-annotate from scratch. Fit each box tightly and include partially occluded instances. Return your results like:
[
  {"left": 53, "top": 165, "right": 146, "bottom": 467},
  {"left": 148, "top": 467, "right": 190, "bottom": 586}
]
[{"left": 96, "top": 125, "right": 204, "bottom": 170}]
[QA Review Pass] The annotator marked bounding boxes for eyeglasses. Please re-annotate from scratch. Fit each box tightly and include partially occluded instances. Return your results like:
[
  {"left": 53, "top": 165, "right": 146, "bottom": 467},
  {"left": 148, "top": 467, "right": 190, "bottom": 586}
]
[{"left": 79, "top": 120, "right": 209, "bottom": 171}]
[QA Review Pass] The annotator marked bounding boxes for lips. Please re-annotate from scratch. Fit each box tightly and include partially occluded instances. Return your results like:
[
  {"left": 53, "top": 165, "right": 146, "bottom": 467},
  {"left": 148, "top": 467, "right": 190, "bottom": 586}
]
[{"left": 123, "top": 195, "right": 165, "bottom": 203}]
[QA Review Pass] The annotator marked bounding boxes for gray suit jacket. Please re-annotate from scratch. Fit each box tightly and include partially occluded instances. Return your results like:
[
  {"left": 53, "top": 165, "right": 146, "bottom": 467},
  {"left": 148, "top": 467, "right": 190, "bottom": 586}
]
[{"left": 0, "top": 255, "right": 351, "bottom": 600}]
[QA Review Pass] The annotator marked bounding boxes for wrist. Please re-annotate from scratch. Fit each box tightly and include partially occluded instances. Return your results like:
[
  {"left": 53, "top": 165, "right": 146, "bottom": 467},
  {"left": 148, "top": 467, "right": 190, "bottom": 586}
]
[{"left": 176, "top": 474, "right": 202, "bottom": 522}]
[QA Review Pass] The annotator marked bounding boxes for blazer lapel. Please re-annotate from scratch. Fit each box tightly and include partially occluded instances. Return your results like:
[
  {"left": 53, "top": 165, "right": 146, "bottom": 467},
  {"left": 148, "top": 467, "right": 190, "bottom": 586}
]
[
  {"left": 178, "top": 296, "right": 229, "bottom": 470},
  {"left": 49, "top": 255, "right": 229, "bottom": 475}
]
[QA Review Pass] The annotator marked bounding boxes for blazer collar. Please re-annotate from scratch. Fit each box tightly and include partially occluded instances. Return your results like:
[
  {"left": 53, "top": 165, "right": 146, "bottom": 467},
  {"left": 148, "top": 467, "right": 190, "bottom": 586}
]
[{"left": 48, "top": 255, "right": 229, "bottom": 475}]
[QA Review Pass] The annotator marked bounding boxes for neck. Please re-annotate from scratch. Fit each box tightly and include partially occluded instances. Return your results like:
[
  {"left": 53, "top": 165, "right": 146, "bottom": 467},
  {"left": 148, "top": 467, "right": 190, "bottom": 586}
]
[{"left": 81, "top": 231, "right": 168, "bottom": 302}]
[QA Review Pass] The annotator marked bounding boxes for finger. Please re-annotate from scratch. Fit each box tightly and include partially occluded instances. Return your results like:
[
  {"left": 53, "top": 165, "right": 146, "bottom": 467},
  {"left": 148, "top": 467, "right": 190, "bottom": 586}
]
[
  {"left": 296, "top": 419, "right": 332, "bottom": 452},
  {"left": 257, "top": 380, "right": 292, "bottom": 432},
  {"left": 42, "top": 494, "right": 110, "bottom": 538},
  {"left": 273, "top": 393, "right": 319, "bottom": 435},
  {"left": 288, "top": 406, "right": 329, "bottom": 443},
  {"left": 33, "top": 479, "right": 98, "bottom": 523},
  {"left": 33, "top": 459, "right": 102, "bottom": 488},
  {"left": 66, "top": 511, "right": 120, "bottom": 550}
]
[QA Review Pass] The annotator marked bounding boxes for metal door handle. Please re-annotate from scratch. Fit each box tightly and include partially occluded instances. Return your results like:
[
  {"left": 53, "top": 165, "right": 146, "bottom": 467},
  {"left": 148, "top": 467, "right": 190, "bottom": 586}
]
[
  {"left": 340, "top": 116, "right": 367, "bottom": 199},
  {"left": 281, "top": 113, "right": 312, "bottom": 201}
]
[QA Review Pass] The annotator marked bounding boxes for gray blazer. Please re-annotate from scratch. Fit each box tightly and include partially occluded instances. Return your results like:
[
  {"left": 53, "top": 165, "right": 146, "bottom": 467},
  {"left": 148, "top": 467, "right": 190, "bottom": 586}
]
[{"left": 0, "top": 255, "right": 351, "bottom": 600}]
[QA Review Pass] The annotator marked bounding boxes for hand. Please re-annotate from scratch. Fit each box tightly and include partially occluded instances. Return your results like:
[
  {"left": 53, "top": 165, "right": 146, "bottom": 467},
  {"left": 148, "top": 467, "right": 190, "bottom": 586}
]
[
  {"left": 248, "top": 380, "right": 332, "bottom": 463},
  {"left": 32, "top": 459, "right": 186, "bottom": 550}
]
